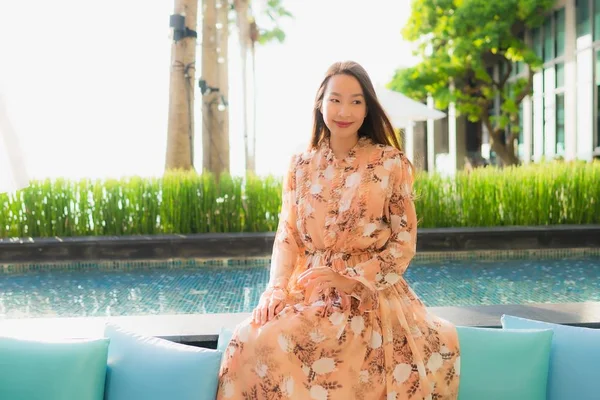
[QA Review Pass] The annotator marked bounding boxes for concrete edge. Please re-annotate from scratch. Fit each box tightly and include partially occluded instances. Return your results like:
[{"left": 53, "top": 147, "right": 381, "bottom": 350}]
[{"left": 1, "top": 301, "right": 598, "bottom": 344}]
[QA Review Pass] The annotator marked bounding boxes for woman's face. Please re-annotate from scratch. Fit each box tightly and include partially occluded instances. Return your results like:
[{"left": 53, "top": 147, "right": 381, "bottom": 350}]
[{"left": 321, "top": 74, "right": 367, "bottom": 142}]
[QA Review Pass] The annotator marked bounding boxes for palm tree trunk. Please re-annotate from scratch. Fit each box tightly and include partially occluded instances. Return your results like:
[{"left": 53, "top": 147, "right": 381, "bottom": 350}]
[
  {"left": 202, "top": 0, "right": 223, "bottom": 176},
  {"left": 216, "top": 0, "right": 230, "bottom": 174},
  {"left": 165, "top": 0, "right": 199, "bottom": 171},
  {"left": 233, "top": 0, "right": 254, "bottom": 174},
  {"left": 248, "top": 40, "right": 257, "bottom": 174}
]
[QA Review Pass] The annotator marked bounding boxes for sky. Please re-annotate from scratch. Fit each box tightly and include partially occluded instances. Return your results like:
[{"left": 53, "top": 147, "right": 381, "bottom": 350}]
[{"left": 0, "top": 0, "right": 418, "bottom": 180}]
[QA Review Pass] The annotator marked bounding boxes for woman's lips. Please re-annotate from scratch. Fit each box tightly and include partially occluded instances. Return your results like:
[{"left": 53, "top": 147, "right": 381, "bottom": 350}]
[{"left": 334, "top": 121, "right": 353, "bottom": 128}]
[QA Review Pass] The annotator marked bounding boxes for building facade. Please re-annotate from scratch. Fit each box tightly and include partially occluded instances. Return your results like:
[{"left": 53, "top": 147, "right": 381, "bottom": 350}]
[{"left": 418, "top": 0, "right": 600, "bottom": 173}]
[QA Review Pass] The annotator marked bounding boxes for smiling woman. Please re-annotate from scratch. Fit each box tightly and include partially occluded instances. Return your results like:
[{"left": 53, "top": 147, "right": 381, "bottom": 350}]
[
  {"left": 217, "top": 61, "right": 460, "bottom": 400},
  {"left": 0, "top": 94, "right": 29, "bottom": 194}
]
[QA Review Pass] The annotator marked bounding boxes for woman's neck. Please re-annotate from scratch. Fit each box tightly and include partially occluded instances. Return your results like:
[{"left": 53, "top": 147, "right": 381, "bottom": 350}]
[{"left": 329, "top": 134, "right": 359, "bottom": 160}]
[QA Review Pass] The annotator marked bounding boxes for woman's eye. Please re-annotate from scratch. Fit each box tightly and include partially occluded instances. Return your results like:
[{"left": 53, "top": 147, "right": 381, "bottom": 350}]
[
  {"left": 353, "top": 100, "right": 362, "bottom": 104},
  {"left": 329, "top": 98, "right": 339, "bottom": 103}
]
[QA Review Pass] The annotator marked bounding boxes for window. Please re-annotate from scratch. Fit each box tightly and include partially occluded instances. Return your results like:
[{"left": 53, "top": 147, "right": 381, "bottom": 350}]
[
  {"left": 532, "top": 71, "right": 544, "bottom": 159},
  {"left": 556, "top": 94, "right": 565, "bottom": 155},
  {"left": 518, "top": 102, "right": 525, "bottom": 159},
  {"left": 597, "top": 51, "right": 600, "bottom": 147},
  {"left": 556, "top": 8, "right": 566, "bottom": 57},
  {"left": 533, "top": 27, "right": 543, "bottom": 59},
  {"left": 544, "top": 18, "right": 554, "bottom": 62},
  {"left": 577, "top": 0, "right": 591, "bottom": 38},
  {"left": 595, "top": 0, "right": 600, "bottom": 40},
  {"left": 556, "top": 63, "right": 565, "bottom": 87}
]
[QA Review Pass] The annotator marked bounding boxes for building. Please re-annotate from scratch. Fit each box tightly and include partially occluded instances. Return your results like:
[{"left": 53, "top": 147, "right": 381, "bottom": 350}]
[{"left": 415, "top": 0, "right": 600, "bottom": 173}]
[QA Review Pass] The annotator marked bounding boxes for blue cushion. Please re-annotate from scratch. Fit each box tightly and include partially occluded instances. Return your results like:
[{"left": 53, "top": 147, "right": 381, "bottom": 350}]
[
  {"left": 217, "top": 328, "right": 234, "bottom": 352},
  {"left": 502, "top": 314, "right": 600, "bottom": 400},
  {"left": 457, "top": 326, "right": 553, "bottom": 400},
  {"left": 0, "top": 336, "right": 109, "bottom": 400},
  {"left": 104, "top": 324, "right": 222, "bottom": 400}
]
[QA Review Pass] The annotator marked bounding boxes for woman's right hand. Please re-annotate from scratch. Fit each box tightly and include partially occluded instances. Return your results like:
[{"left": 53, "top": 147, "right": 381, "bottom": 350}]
[{"left": 252, "top": 287, "right": 286, "bottom": 326}]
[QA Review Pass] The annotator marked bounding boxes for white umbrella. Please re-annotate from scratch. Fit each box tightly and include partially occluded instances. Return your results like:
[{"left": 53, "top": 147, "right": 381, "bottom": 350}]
[
  {"left": 0, "top": 94, "right": 29, "bottom": 194},
  {"left": 375, "top": 86, "right": 445, "bottom": 128},
  {"left": 375, "top": 86, "right": 446, "bottom": 163}
]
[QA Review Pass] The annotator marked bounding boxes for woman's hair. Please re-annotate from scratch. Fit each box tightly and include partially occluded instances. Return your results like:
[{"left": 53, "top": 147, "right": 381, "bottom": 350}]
[{"left": 309, "top": 61, "right": 403, "bottom": 151}]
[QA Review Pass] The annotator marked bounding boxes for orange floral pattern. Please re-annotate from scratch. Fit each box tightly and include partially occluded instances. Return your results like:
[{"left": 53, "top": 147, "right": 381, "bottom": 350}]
[{"left": 217, "top": 137, "right": 460, "bottom": 399}]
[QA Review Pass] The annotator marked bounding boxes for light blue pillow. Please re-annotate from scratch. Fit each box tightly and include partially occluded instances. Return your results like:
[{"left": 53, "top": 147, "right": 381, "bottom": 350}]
[
  {"left": 457, "top": 326, "right": 553, "bottom": 400},
  {"left": 502, "top": 314, "right": 600, "bottom": 400},
  {"left": 0, "top": 336, "right": 109, "bottom": 400},
  {"left": 217, "top": 328, "right": 234, "bottom": 352},
  {"left": 104, "top": 324, "right": 222, "bottom": 400}
]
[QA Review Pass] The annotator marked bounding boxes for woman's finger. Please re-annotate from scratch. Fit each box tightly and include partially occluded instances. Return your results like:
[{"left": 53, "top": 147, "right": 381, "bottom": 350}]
[
  {"left": 303, "top": 276, "right": 323, "bottom": 292},
  {"left": 309, "top": 282, "right": 326, "bottom": 303},
  {"left": 274, "top": 302, "right": 284, "bottom": 316},
  {"left": 299, "top": 271, "right": 326, "bottom": 286},
  {"left": 252, "top": 307, "right": 258, "bottom": 325},
  {"left": 267, "top": 299, "right": 277, "bottom": 321},
  {"left": 298, "top": 266, "right": 328, "bottom": 281},
  {"left": 260, "top": 301, "right": 269, "bottom": 325},
  {"left": 297, "top": 270, "right": 314, "bottom": 283}
]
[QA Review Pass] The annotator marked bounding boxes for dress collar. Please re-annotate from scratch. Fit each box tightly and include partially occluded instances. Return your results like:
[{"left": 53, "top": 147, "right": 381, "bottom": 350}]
[{"left": 320, "top": 135, "right": 371, "bottom": 166}]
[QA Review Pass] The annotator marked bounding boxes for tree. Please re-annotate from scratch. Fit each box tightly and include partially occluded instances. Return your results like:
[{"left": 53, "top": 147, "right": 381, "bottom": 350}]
[
  {"left": 166, "top": 0, "right": 292, "bottom": 175},
  {"left": 201, "top": 0, "right": 230, "bottom": 178},
  {"left": 234, "top": 0, "right": 292, "bottom": 175},
  {"left": 165, "top": 0, "right": 199, "bottom": 171},
  {"left": 390, "top": 0, "right": 554, "bottom": 166}
]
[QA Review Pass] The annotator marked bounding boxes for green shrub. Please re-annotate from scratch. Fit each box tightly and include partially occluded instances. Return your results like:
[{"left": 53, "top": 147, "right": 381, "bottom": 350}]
[{"left": 0, "top": 162, "right": 598, "bottom": 238}]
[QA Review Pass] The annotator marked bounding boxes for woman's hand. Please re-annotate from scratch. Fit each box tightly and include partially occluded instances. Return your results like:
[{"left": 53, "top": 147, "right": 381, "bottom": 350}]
[
  {"left": 252, "top": 287, "right": 286, "bottom": 326},
  {"left": 297, "top": 266, "right": 357, "bottom": 302}
]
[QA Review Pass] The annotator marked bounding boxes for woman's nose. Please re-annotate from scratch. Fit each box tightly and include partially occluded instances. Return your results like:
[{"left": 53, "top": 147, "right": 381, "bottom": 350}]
[{"left": 337, "top": 104, "right": 351, "bottom": 117}]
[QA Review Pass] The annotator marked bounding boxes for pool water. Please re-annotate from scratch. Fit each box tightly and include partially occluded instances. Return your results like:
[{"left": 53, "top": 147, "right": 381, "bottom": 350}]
[{"left": 1, "top": 257, "right": 599, "bottom": 318}]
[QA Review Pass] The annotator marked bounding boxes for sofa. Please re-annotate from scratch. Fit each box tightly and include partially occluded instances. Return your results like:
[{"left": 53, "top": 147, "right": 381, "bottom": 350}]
[{"left": 0, "top": 315, "right": 597, "bottom": 400}]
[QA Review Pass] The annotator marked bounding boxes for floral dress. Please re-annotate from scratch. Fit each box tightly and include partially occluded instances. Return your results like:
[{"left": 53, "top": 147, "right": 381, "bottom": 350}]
[{"left": 217, "top": 136, "right": 460, "bottom": 400}]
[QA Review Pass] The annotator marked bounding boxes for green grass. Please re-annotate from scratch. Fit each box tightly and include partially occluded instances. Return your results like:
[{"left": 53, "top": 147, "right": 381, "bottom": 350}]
[{"left": 0, "top": 162, "right": 598, "bottom": 238}]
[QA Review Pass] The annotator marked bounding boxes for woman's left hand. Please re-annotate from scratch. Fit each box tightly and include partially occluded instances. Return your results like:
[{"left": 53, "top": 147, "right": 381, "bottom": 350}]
[{"left": 297, "top": 266, "right": 357, "bottom": 302}]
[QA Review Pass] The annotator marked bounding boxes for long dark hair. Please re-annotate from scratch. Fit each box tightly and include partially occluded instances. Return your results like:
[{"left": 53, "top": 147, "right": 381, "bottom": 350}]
[{"left": 310, "top": 61, "right": 402, "bottom": 151}]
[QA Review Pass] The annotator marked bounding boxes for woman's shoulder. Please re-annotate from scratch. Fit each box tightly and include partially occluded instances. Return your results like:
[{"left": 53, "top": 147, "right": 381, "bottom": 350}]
[
  {"left": 368, "top": 141, "right": 407, "bottom": 164},
  {"left": 293, "top": 146, "right": 319, "bottom": 164},
  {"left": 283, "top": 147, "right": 317, "bottom": 175}
]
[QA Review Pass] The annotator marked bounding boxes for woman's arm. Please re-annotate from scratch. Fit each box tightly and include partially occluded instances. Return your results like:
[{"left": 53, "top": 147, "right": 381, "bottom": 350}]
[
  {"left": 343, "top": 152, "right": 417, "bottom": 310},
  {"left": 267, "top": 154, "right": 303, "bottom": 292}
]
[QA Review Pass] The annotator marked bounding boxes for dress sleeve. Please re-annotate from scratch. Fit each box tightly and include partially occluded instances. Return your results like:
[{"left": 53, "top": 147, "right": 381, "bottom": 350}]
[
  {"left": 267, "top": 154, "right": 303, "bottom": 292},
  {"left": 343, "top": 152, "right": 417, "bottom": 310}
]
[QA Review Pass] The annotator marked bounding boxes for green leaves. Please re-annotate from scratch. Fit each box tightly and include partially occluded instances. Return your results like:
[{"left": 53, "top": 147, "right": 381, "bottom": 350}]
[
  {"left": 257, "top": 26, "right": 286, "bottom": 44},
  {"left": 1, "top": 162, "right": 599, "bottom": 238},
  {"left": 414, "top": 162, "right": 600, "bottom": 228},
  {"left": 254, "top": 0, "right": 292, "bottom": 45},
  {"left": 0, "top": 171, "right": 272, "bottom": 238},
  {"left": 390, "top": 0, "right": 555, "bottom": 164}
]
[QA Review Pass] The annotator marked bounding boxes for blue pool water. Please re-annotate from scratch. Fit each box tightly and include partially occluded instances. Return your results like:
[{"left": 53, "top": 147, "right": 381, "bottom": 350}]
[{"left": 1, "top": 257, "right": 599, "bottom": 318}]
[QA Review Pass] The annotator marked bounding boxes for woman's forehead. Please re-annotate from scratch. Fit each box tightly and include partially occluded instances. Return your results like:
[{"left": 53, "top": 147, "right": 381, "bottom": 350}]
[{"left": 325, "top": 74, "right": 363, "bottom": 95}]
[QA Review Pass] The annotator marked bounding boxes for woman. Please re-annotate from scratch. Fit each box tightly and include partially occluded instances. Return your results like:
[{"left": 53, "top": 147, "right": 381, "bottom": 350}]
[{"left": 217, "top": 61, "right": 460, "bottom": 400}]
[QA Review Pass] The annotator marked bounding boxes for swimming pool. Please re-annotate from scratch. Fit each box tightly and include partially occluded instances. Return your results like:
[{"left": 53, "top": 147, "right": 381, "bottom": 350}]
[{"left": 0, "top": 256, "right": 599, "bottom": 318}]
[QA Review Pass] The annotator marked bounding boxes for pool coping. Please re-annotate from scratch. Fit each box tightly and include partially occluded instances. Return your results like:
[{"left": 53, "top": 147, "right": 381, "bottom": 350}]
[
  {"left": 2, "top": 301, "right": 599, "bottom": 345},
  {"left": 0, "top": 224, "right": 599, "bottom": 264}
]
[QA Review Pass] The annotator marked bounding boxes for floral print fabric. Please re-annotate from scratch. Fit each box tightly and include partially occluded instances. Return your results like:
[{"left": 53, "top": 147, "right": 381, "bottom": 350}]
[{"left": 217, "top": 137, "right": 460, "bottom": 399}]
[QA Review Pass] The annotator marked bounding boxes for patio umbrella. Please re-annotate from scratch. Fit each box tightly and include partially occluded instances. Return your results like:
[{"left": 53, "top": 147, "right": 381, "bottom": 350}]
[
  {"left": 375, "top": 86, "right": 446, "bottom": 127},
  {"left": 0, "top": 94, "right": 29, "bottom": 194},
  {"left": 375, "top": 86, "right": 446, "bottom": 163}
]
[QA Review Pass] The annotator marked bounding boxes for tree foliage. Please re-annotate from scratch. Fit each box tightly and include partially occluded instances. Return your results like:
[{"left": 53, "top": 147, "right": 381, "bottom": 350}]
[
  {"left": 389, "top": 0, "right": 555, "bottom": 165},
  {"left": 254, "top": 0, "right": 293, "bottom": 45}
]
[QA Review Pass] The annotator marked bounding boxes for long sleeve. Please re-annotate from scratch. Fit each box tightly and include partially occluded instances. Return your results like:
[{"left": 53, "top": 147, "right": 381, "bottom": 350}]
[
  {"left": 268, "top": 154, "right": 303, "bottom": 291},
  {"left": 343, "top": 153, "right": 417, "bottom": 309}
]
